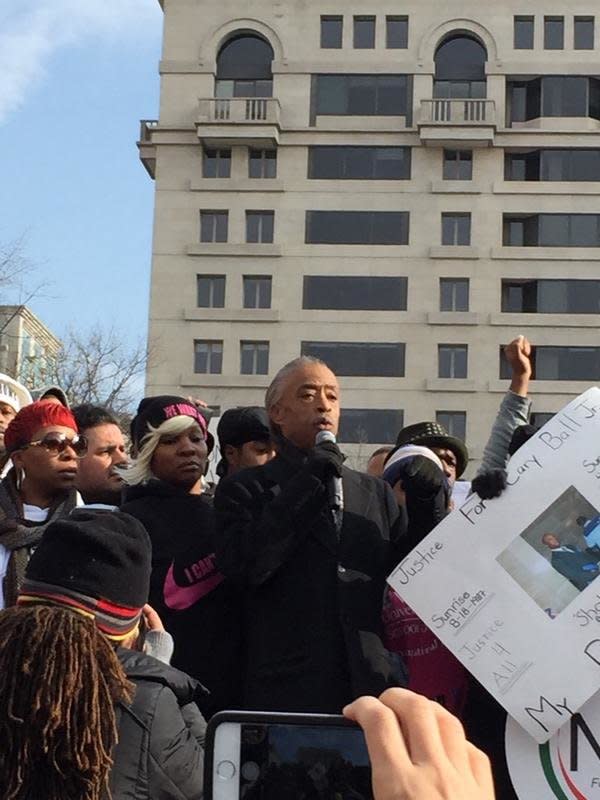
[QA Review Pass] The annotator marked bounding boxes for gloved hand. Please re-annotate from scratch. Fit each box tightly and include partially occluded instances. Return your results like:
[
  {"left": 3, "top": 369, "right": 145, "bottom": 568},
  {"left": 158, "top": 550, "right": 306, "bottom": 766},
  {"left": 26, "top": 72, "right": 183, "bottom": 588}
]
[
  {"left": 471, "top": 469, "right": 507, "bottom": 500},
  {"left": 306, "top": 440, "right": 344, "bottom": 480},
  {"left": 400, "top": 455, "right": 446, "bottom": 499}
]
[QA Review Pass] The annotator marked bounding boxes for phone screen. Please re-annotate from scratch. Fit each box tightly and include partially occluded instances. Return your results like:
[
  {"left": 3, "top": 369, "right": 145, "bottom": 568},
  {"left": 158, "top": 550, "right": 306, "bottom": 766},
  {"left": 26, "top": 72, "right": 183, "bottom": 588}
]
[{"left": 238, "top": 722, "right": 372, "bottom": 799}]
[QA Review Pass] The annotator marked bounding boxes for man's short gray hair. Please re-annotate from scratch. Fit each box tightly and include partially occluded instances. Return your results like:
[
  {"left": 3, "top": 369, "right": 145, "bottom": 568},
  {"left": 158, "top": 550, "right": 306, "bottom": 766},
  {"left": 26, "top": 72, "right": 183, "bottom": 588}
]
[{"left": 264, "top": 356, "right": 328, "bottom": 415}]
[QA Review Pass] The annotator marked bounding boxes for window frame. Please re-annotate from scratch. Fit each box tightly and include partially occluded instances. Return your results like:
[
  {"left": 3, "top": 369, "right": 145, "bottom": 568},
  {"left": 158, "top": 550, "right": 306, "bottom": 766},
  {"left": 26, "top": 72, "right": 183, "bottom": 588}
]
[
  {"left": 200, "top": 210, "right": 228, "bottom": 243},
  {"left": 302, "top": 276, "right": 408, "bottom": 311},
  {"left": 544, "top": 16, "right": 564, "bottom": 50},
  {"left": 442, "top": 150, "right": 473, "bottom": 181},
  {"left": 196, "top": 274, "right": 226, "bottom": 308},
  {"left": 353, "top": 16, "right": 376, "bottom": 49},
  {"left": 246, "top": 210, "right": 275, "bottom": 244},
  {"left": 574, "top": 16, "right": 594, "bottom": 50},
  {"left": 385, "top": 16, "right": 408, "bottom": 49},
  {"left": 202, "top": 148, "right": 231, "bottom": 178},
  {"left": 240, "top": 340, "right": 270, "bottom": 375},
  {"left": 194, "top": 339, "right": 223, "bottom": 374},
  {"left": 435, "top": 411, "right": 467, "bottom": 441},
  {"left": 243, "top": 275, "right": 272, "bottom": 309},
  {"left": 301, "top": 341, "right": 406, "bottom": 377},
  {"left": 320, "top": 15, "right": 343, "bottom": 49},
  {"left": 305, "top": 210, "right": 410, "bottom": 245},
  {"left": 441, "top": 212, "right": 471, "bottom": 246},
  {"left": 438, "top": 344, "right": 468, "bottom": 379},
  {"left": 514, "top": 16, "right": 534, "bottom": 49},
  {"left": 439, "top": 278, "right": 470, "bottom": 312},
  {"left": 308, "top": 146, "right": 411, "bottom": 180},
  {"left": 249, "top": 149, "right": 277, "bottom": 179}
]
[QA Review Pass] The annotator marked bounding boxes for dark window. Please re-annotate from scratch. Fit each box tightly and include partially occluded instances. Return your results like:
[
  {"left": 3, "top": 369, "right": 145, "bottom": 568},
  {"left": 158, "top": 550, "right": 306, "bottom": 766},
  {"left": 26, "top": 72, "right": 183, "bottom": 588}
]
[
  {"left": 203, "top": 148, "right": 231, "bottom": 178},
  {"left": 575, "top": 17, "right": 595, "bottom": 49},
  {"left": 443, "top": 150, "right": 472, "bottom": 180},
  {"left": 434, "top": 35, "right": 487, "bottom": 99},
  {"left": 338, "top": 409, "right": 405, "bottom": 443},
  {"left": 308, "top": 146, "right": 411, "bottom": 179},
  {"left": 243, "top": 276, "right": 272, "bottom": 309},
  {"left": 354, "top": 16, "right": 375, "bottom": 48},
  {"left": 386, "top": 16, "right": 408, "bottom": 48},
  {"left": 508, "top": 77, "right": 600, "bottom": 123},
  {"left": 240, "top": 341, "right": 269, "bottom": 375},
  {"left": 303, "top": 276, "right": 407, "bottom": 310},
  {"left": 301, "top": 341, "right": 405, "bottom": 377},
  {"left": 543, "top": 76, "right": 588, "bottom": 117},
  {"left": 530, "top": 412, "right": 555, "bottom": 428},
  {"left": 440, "top": 278, "right": 469, "bottom": 311},
  {"left": 249, "top": 149, "right": 277, "bottom": 178},
  {"left": 200, "top": 211, "right": 228, "bottom": 243},
  {"left": 306, "top": 211, "right": 409, "bottom": 245},
  {"left": 194, "top": 340, "right": 223, "bottom": 374},
  {"left": 503, "top": 214, "right": 600, "bottom": 247},
  {"left": 514, "top": 16, "right": 534, "bottom": 49},
  {"left": 501, "top": 346, "right": 600, "bottom": 380},
  {"left": 246, "top": 211, "right": 274, "bottom": 243},
  {"left": 502, "top": 279, "right": 600, "bottom": 313},
  {"left": 441, "top": 213, "right": 471, "bottom": 246},
  {"left": 314, "top": 74, "right": 408, "bottom": 116},
  {"left": 216, "top": 34, "right": 273, "bottom": 97},
  {"left": 197, "top": 275, "right": 225, "bottom": 308},
  {"left": 436, "top": 411, "right": 466, "bottom": 441},
  {"left": 505, "top": 149, "right": 600, "bottom": 181},
  {"left": 321, "top": 15, "right": 343, "bottom": 49},
  {"left": 438, "top": 345, "right": 468, "bottom": 378},
  {"left": 544, "top": 16, "right": 564, "bottom": 49}
]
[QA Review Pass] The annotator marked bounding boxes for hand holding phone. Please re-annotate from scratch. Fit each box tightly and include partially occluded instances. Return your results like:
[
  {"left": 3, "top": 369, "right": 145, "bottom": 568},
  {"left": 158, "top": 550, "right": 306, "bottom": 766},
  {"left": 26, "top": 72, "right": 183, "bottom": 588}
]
[{"left": 344, "top": 689, "right": 495, "bottom": 800}]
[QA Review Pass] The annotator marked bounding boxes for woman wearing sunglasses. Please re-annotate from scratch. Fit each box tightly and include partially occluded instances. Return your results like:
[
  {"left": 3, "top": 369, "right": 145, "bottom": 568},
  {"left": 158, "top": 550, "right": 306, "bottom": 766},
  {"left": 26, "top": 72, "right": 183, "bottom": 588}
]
[
  {"left": 121, "top": 395, "right": 242, "bottom": 718},
  {"left": 0, "top": 401, "right": 85, "bottom": 608}
]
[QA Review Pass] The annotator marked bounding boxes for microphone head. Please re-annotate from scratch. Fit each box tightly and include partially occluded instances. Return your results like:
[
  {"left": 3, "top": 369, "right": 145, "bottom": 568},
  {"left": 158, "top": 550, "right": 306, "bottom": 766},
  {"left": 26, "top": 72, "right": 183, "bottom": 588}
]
[{"left": 315, "top": 429, "right": 336, "bottom": 446}]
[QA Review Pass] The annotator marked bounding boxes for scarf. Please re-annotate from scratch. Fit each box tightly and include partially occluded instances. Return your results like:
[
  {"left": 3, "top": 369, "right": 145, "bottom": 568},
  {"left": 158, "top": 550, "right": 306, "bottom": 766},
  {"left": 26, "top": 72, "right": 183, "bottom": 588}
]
[{"left": 0, "top": 470, "right": 79, "bottom": 607}]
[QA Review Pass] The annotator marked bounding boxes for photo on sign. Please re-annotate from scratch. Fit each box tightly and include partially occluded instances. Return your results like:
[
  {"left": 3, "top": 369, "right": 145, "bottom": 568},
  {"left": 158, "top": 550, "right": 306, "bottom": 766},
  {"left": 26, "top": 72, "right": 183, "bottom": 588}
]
[{"left": 496, "top": 486, "right": 600, "bottom": 617}]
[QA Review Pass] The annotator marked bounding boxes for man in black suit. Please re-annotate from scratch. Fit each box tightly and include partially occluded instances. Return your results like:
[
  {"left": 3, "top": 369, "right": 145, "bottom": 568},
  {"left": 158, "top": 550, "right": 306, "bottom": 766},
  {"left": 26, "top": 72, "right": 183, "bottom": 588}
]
[
  {"left": 542, "top": 533, "right": 600, "bottom": 591},
  {"left": 215, "top": 356, "right": 406, "bottom": 713}
]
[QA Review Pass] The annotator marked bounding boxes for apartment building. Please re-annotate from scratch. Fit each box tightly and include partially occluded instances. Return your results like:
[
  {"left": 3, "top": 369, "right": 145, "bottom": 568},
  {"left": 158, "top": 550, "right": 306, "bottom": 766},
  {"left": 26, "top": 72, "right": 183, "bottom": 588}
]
[
  {"left": 0, "top": 306, "right": 60, "bottom": 390},
  {"left": 139, "top": 1, "right": 600, "bottom": 472}
]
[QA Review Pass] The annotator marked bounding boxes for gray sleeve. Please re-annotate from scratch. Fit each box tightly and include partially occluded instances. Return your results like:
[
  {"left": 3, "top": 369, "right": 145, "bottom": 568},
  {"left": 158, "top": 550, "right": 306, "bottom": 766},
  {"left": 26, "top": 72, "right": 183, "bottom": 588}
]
[
  {"left": 477, "top": 391, "right": 532, "bottom": 474},
  {"left": 143, "top": 630, "right": 175, "bottom": 665}
]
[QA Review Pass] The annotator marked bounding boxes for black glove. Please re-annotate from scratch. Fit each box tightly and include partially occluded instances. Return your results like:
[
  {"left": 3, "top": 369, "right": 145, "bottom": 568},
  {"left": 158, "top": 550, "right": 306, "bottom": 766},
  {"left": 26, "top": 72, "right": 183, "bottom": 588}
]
[
  {"left": 399, "top": 455, "right": 446, "bottom": 498},
  {"left": 471, "top": 469, "right": 507, "bottom": 500},
  {"left": 306, "top": 440, "right": 344, "bottom": 480}
]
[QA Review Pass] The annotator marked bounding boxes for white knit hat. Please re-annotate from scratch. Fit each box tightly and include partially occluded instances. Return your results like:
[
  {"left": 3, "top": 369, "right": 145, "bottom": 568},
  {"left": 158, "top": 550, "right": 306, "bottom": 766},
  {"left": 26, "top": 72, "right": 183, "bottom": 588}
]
[
  {"left": 0, "top": 372, "right": 32, "bottom": 413},
  {"left": 382, "top": 444, "right": 443, "bottom": 486}
]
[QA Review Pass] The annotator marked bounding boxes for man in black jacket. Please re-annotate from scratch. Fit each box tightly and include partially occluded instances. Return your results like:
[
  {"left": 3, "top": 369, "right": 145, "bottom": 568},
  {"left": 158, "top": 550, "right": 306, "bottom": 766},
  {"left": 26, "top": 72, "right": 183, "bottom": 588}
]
[{"left": 215, "top": 356, "right": 407, "bottom": 713}]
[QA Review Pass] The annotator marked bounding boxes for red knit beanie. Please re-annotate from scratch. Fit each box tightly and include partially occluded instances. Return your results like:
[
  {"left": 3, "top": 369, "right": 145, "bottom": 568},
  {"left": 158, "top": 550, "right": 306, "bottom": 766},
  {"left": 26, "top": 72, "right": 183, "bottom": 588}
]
[{"left": 4, "top": 401, "right": 78, "bottom": 453}]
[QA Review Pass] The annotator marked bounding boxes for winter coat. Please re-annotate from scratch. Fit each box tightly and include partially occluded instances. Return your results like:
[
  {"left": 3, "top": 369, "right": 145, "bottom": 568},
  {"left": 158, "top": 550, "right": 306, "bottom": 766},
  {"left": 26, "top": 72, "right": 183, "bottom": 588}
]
[
  {"left": 121, "top": 481, "right": 242, "bottom": 716},
  {"left": 109, "top": 648, "right": 206, "bottom": 799},
  {"left": 214, "top": 441, "right": 407, "bottom": 714}
]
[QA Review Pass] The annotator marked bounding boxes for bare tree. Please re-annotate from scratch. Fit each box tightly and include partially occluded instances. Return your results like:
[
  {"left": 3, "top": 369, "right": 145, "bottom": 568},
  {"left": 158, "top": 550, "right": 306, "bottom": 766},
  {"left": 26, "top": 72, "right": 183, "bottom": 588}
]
[
  {"left": 48, "top": 326, "right": 149, "bottom": 414},
  {"left": 0, "top": 235, "right": 47, "bottom": 308}
]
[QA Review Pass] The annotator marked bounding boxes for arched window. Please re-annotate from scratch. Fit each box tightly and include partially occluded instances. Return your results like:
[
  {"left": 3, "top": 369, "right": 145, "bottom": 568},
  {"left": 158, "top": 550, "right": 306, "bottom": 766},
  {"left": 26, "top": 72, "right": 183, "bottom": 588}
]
[
  {"left": 216, "top": 34, "right": 274, "bottom": 98},
  {"left": 433, "top": 34, "right": 487, "bottom": 99}
]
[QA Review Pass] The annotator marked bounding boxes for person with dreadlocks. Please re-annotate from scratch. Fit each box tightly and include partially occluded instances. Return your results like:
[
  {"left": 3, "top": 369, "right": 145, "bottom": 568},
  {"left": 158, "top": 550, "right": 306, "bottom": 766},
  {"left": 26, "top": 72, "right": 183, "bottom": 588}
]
[
  {"left": 0, "top": 509, "right": 206, "bottom": 800},
  {"left": 0, "top": 400, "right": 85, "bottom": 609}
]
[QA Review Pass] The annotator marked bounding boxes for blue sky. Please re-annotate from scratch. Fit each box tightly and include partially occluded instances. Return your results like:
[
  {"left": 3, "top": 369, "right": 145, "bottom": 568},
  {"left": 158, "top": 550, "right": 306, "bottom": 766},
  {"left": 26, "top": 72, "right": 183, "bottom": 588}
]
[{"left": 0, "top": 1, "right": 164, "bottom": 344}]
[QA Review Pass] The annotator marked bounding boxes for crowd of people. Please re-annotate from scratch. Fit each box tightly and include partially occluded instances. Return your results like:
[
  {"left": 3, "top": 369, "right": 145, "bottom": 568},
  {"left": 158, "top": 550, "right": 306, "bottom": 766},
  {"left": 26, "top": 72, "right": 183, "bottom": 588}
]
[{"left": 0, "top": 335, "right": 543, "bottom": 799}]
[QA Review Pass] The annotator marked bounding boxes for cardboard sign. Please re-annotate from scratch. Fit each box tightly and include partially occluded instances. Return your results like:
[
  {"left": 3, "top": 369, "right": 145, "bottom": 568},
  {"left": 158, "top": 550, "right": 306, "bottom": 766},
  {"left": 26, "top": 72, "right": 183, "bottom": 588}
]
[
  {"left": 388, "top": 388, "right": 600, "bottom": 743},
  {"left": 506, "top": 691, "right": 600, "bottom": 799}
]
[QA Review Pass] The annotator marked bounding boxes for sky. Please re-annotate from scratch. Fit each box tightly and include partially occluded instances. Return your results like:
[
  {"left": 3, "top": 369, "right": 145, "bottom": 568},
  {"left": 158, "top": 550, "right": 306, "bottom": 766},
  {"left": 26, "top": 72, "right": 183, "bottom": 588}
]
[{"left": 0, "top": 0, "right": 164, "bottom": 345}]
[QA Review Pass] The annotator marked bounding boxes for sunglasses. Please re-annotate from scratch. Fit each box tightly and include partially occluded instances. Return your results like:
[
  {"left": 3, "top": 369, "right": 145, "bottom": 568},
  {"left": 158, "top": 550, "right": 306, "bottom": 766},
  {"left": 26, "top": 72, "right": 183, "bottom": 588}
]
[{"left": 22, "top": 432, "right": 88, "bottom": 458}]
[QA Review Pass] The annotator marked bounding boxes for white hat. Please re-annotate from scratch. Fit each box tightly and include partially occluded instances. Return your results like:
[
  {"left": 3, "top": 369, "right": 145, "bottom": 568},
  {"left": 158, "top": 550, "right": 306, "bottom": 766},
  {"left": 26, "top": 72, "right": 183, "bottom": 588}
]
[
  {"left": 0, "top": 373, "right": 32, "bottom": 413},
  {"left": 383, "top": 444, "right": 443, "bottom": 486}
]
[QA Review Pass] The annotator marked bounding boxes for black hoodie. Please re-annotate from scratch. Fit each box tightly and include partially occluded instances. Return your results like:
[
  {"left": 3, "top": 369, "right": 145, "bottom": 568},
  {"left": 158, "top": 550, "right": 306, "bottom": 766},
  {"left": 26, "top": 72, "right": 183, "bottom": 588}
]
[{"left": 121, "top": 481, "right": 242, "bottom": 717}]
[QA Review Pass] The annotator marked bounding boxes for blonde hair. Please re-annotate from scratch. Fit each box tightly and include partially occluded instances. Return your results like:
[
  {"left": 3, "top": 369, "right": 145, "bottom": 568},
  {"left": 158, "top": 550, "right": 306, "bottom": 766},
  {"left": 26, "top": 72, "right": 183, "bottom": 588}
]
[{"left": 120, "top": 416, "right": 204, "bottom": 486}]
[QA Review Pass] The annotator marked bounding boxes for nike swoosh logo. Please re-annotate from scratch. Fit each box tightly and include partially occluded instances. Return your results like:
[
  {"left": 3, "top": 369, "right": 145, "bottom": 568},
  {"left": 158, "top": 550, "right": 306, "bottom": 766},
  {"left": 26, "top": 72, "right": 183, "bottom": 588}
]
[{"left": 163, "top": 562, "right": 225, "bottom": 610}]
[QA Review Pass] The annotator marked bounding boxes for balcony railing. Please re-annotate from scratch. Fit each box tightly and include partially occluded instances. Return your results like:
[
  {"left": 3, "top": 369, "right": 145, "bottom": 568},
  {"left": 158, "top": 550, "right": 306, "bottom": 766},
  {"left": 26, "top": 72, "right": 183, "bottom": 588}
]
[
  {"left": 420, "top": 99, "right": 495, "bottom": 125},
  {"left": 199, "top": 97, "right": 280, "bottom": 125},
  {"left": 139, "top": 119, "right": 158, "bottom": 142}
]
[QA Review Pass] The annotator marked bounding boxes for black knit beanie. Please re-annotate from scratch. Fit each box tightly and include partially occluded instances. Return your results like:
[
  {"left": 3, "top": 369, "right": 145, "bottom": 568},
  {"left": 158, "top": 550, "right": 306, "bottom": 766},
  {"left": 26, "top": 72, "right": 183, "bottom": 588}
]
[{"left": 18, "top": 510, "right": 151, "bottom": 641}]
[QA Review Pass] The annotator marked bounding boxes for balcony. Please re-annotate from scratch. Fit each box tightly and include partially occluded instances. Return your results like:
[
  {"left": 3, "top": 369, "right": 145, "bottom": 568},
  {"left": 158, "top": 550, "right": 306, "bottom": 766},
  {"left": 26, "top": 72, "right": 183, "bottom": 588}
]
[
  {"left": 418, "top": 99, "right": 496, "bottom": 147},
  {"left": 196, "top": 98, "right": 281, "bottom": 146},
  {"left": 137, "top": 119, "right": 158, "bottom": 178}
]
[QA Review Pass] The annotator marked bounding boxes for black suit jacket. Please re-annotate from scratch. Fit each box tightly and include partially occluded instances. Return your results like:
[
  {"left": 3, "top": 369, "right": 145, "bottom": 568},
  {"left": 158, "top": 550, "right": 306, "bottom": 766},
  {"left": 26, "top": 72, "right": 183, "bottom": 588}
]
[{"left": 214, "top": 447, "right": 407, "bottom": 713}]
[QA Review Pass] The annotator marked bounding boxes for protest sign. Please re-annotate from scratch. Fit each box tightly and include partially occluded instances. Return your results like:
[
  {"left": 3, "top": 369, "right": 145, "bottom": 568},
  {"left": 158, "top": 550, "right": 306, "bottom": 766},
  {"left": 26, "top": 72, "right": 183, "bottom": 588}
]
[{"left": 388, "top": 387, "right": 600, "bottom": 743}]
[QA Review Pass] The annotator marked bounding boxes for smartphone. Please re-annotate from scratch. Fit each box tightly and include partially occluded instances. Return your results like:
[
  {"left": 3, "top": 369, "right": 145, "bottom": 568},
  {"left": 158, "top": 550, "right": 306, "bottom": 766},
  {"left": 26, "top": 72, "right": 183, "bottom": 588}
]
[{"left": 205, "top": 710, "right": 373, "bottom": 800}]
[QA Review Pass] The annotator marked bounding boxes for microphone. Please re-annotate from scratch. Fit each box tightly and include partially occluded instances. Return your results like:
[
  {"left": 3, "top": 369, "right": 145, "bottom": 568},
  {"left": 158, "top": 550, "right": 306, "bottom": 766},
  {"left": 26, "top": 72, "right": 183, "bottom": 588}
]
[{"left": 315, "top": 430, "right": 344, "bottom": 531}]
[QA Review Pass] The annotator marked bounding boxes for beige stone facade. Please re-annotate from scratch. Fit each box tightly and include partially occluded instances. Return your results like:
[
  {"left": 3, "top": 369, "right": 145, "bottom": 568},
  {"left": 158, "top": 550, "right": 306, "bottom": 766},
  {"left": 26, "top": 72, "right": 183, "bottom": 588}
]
[
  {"left": 140, "top": 0, "right": 600, "bottom": 473},
  {"left": 0, "top": 306, "right": 61, "bottom": 390}
]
